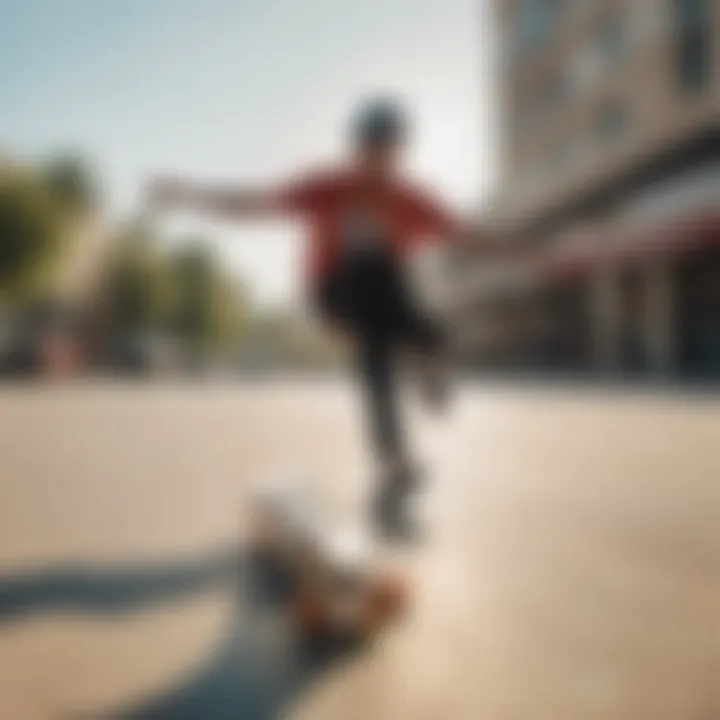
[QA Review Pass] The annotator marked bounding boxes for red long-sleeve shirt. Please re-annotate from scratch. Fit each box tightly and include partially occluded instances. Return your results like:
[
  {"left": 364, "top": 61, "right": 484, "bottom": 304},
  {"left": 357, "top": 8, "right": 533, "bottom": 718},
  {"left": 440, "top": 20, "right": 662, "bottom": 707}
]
[{"left": 273, "top": 167, "right": 457, "bottom": 285}]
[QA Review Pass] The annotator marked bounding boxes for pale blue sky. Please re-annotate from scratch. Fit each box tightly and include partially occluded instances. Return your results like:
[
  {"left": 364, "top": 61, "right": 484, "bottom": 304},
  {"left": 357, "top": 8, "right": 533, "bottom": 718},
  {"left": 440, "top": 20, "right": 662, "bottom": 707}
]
[{"left": 0, "top": 0, "right": 496, "bottom": 305}]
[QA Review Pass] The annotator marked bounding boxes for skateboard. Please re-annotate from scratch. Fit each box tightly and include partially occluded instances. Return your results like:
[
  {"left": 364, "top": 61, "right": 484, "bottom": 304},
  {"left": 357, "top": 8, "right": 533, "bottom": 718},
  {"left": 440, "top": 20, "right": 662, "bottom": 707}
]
[{"left": 248, "top": 480, "right": 411, "bottom": 639}]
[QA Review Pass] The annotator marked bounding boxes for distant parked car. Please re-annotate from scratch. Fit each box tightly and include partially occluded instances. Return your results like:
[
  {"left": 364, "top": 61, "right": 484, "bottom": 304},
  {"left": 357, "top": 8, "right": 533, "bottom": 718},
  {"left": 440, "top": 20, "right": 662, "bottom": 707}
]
[
  {"left": 0, "top": 333, "right": 40, "bottom": 376},
  {"left": 0, "top": 303, "right": 83, "bottom": 378},
  {"left": 109, "top": 333, "right": 180, "bottom": 376},
  {"left": 0, "top": 328, "right": 81, "bottom": 378}
]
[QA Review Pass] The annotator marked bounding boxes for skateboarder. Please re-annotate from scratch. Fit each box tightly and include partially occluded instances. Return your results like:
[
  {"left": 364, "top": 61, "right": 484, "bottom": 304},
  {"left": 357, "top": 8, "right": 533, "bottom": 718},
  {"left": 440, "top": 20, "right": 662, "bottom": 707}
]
[{"left": 148, "top": 97, "right": 472, "bottom": 540}]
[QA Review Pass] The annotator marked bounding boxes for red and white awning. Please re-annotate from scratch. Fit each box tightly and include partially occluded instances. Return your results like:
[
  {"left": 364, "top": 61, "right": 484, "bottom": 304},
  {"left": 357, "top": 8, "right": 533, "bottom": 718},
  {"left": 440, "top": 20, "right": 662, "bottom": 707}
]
[{"left": 543, "top": 208, "right": 720, "bottom": 281}]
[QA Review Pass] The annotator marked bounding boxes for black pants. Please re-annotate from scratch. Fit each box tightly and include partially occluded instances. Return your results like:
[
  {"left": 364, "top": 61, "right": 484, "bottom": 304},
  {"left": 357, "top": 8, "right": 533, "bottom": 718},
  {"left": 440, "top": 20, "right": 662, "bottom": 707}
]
[{"left": 316, "top": 247, "right": 442, "bottom": 463}]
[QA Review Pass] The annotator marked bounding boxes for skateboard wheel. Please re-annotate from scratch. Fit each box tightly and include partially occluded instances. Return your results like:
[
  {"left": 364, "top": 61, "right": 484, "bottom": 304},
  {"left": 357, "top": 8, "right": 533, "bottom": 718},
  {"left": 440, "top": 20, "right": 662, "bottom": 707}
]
[
  {"left": 293, "top": 591, "right": 332, "bottom": 635},
  {"left": 362, "top": 574, "right": 409, "bottom": 633}
]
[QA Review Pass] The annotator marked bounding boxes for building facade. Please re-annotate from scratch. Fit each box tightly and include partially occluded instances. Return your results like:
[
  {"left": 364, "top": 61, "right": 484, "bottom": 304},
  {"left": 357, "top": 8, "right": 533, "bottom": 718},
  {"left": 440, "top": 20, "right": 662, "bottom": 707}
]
[{"left": 464, "top": 0, "right": 720, "bottom": 379}]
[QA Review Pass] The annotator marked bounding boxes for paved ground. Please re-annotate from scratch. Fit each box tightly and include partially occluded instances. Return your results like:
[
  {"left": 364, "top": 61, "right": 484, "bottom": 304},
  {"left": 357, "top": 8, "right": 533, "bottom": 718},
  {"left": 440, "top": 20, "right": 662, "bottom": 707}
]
[{"left": 0, "top": 379, "right": 719, "bottom": 719}]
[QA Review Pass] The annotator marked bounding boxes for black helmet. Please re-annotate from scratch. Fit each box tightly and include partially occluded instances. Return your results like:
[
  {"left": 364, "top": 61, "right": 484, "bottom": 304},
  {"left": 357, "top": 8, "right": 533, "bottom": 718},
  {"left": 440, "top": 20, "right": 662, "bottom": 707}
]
[{"left": 352, "top": 97, "right": 408, "bottom": 145}]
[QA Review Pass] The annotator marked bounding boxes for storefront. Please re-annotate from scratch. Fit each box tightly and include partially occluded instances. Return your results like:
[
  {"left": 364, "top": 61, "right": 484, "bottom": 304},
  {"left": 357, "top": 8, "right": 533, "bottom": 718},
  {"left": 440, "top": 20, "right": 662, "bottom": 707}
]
[
  {"left": 461, "top": 208, "right": 720, "bottom": 381},
  {"left": 542, "top": 209, "right": 720, "bottom": 379}
]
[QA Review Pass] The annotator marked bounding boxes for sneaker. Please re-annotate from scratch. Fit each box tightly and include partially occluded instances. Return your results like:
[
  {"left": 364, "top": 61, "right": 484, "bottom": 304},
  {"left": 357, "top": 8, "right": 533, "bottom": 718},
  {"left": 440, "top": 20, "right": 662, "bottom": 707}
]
[
  {"left": 416, "top": 353, "right": 450, "bottom": 412},
  {"left": 371, "top": 465, "right": 423, "bottom": 544}
]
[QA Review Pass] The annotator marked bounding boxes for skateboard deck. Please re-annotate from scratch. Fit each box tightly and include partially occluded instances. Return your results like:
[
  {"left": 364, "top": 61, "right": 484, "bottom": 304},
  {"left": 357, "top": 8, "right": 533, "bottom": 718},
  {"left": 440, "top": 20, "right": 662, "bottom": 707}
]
[{"left": 248, "top": 479, "right": 411, "bottom": 639}]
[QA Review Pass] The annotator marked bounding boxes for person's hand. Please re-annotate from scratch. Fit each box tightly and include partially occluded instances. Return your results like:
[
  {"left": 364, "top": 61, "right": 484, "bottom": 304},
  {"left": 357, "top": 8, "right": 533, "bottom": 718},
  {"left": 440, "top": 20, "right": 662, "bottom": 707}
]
[
  {"left": 145, "top": 177, "right": 190, "bottom": 212},
  {"left": 457, "top": 219, "right": 491, "bottom": 249}
]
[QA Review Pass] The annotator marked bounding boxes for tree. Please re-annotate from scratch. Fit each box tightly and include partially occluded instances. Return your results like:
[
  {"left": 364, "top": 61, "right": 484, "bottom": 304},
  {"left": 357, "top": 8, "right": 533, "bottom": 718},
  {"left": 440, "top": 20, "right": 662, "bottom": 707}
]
[
  {"left": 169, "top": 240, "right": 248, "bottom": 355},
  {"left": 97, "top": 227, "right": 249, "bottom": 369},
  {"left": 170, "top": 242, "right": 213, "bottom": 349},
  {"left": 102, "top": 223, "right": 173, "bottom": 337},
  {"left": 0, "top": 167, "right": 65, "bottom": 302},
  {"left": 213, "top": 269, "right": 249, "bottom": 351},
  {"left": 42, "top": 154, "right": 99, "bottom": 217},
  {"left": 0, "top": 154, "right": 101, "bottom": 306}
]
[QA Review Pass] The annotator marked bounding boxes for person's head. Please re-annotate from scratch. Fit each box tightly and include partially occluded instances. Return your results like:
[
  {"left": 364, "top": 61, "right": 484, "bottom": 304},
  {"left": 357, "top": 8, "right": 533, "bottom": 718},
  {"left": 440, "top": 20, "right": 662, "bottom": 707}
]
[{"left": 350, "top": 97, "right": 409, "bottom": 176}]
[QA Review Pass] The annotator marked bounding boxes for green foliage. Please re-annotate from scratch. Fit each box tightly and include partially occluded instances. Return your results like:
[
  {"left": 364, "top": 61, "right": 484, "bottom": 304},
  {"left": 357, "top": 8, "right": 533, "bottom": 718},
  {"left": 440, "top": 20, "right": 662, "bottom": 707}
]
[
  {"left": 0, "top": 154, "right": 99, "bottom": 304},
  {"left": 169, "top": 242, "right": 214, "bottom": 345},
  {"left": 42, "top": 155, "right": 99, "bottom": 216},
  {"left": 101, "top": 229, "right": 248, "bottom": 354},
  {"left": 213, "top": 270, "right": 249, "bottom": 350},
  {"left": 0, "top": 168, "right": 65, "bottom": 301},
  {"left": 104, "top": 225, "right": 173, "bottom": 334},
  {"left": 0, "top": 153, "right": 248, "bottom": 363},
  {"left": 169, "top": 240, "right": 247, "bottom": 351}
]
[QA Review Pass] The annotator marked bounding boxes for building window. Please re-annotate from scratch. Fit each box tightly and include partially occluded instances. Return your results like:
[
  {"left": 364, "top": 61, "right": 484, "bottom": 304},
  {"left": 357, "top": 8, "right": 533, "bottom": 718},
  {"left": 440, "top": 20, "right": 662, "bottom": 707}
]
[
  {"left": 673, "top": 0, "right": 712, "bottom": 93},
  {"left": 572, "top": 45, "right": 602, "bottom": 93},
  {"left": 571, "top": 0, "right": 595, "bottom": 20},
  {"left": 553, "top": 143, "right": 574, "bottom": 173},
  {"left": 515, "top": 70, "right": 571, "bottom": 138},
  {"left": 537, "top": 73, "right": 570, "bottom": 120},
  {"left": 517, "top": 0, "right": 566, "bottom": 53},
  {"left": 598, "top": 14, "right": 632, "bottom": 66},
  {"left": 599, "top": 102, "right": 632, "bottom": 143},
  {"left": 554, "top": 137, "right": 590, "bottom": 174}
]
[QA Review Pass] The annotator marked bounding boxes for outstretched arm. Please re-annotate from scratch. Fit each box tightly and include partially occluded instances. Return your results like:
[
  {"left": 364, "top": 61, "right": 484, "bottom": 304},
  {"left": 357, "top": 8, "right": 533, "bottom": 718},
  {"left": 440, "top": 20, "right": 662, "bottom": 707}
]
[
  {"left": 146, "top": 177, "right": 282, "bottom": 221},
  {"left": 404, "top": 184, "right": 489, "bottom": 249}
]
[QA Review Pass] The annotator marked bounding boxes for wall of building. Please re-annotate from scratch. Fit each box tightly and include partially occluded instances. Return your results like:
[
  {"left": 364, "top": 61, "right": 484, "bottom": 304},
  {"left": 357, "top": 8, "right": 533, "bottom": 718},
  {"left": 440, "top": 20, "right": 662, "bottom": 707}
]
[
  {"left": 464, "top": 1, "right": 720, "bottom": 381},
  {"left": 493, "top": 0, "right": 720, "bottom": 235}
]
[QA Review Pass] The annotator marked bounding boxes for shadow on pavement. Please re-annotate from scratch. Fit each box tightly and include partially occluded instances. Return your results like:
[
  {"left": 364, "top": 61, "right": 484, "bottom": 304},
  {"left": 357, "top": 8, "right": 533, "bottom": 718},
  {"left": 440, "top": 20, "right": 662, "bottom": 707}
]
[
  {"left": 0, "top": 548, "right": 237, "bottom": 621},
  {"left": 0, "top": 547, "right": 362, "bottom": 720}
]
